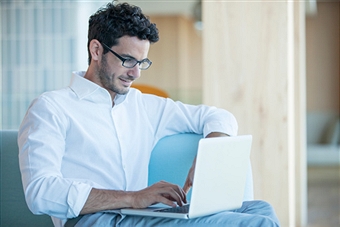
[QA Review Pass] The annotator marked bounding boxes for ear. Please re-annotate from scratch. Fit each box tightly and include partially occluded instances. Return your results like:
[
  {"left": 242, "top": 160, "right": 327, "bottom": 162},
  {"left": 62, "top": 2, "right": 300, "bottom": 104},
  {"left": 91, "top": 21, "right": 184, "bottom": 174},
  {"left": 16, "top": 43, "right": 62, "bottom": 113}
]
[{"left": 89, "top": 39, "right": 103, "bottom": 62}]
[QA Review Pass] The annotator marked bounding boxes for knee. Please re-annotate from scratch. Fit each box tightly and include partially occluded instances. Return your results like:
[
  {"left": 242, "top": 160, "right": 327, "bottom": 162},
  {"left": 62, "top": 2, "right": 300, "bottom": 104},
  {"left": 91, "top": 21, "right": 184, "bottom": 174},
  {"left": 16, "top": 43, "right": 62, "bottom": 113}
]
[
  {"left": 257, "top": 201, "right": 280, "bottom": 227},
  {"left": 254, "top": 200, "right": 273, "bottom": 209},
  {"left": 258, "top": 216, "right": 280, "bottom": 227},
  {"left": 243, "top": 200, "right": 272, "bottom": 210},
  {"left": 242, "top": 200, "right": 280, "bottom": 226}
]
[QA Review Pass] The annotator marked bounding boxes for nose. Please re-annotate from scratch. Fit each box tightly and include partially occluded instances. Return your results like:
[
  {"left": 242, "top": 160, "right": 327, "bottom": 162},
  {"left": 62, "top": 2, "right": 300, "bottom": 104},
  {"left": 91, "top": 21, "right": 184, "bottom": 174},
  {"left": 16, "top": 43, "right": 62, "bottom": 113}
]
[{"left": 128, "top": 65, "right": 141, "bottom": 79}]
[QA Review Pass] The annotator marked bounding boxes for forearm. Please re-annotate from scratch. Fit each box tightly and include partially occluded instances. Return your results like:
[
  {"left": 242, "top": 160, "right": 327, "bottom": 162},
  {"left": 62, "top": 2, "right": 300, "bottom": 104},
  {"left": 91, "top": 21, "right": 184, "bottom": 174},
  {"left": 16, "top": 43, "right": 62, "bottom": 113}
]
[
  {"left": 205, "top": 132, "right": 230, "bottom": 138},
  {"left": 80, "top": 188, "right": 133, "bottom": 215},
  {"left": 80, "top": 181, "right": 187, "bottom": 215}
]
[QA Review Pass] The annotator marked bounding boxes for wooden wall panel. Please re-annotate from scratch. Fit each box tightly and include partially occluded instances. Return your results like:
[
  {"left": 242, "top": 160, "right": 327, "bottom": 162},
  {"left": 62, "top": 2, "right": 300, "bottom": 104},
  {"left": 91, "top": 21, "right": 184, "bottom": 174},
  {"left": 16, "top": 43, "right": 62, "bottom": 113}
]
[
  {"left": 202, "top": 1, "right": 306, "bottom": 226},
  {"left": 294, "top": 2, "right": 307, "bottom": 226}
]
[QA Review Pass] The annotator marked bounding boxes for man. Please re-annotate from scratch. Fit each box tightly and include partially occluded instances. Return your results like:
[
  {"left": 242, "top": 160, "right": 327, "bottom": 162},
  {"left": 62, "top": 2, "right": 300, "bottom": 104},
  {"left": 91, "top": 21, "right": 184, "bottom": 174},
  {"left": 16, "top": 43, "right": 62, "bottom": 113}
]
[{"left": 18, "top": 1, "right": 280, "bottom": 226}]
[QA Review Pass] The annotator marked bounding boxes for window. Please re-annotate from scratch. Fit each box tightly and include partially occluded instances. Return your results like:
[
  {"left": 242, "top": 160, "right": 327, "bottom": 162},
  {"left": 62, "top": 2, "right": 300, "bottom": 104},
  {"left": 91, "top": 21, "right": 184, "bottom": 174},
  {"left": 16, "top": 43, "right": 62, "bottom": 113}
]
[{"left": 1, "top": 1, "right": 103, "bottom": 129}]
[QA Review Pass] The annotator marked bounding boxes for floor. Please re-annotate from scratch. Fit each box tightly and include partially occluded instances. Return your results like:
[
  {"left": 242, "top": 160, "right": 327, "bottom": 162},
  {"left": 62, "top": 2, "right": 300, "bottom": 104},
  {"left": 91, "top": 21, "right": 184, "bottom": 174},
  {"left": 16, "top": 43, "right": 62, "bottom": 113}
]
[{"left": 307, "top": 166, "right": 340, "bottom": 227}]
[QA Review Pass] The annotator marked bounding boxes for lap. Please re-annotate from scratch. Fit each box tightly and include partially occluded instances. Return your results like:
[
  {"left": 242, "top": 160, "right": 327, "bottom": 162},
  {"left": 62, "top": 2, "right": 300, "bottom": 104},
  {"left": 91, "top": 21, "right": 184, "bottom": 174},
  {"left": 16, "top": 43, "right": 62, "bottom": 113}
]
[{"left": 75, "top": 200, "right": 280, "bottom": 227}]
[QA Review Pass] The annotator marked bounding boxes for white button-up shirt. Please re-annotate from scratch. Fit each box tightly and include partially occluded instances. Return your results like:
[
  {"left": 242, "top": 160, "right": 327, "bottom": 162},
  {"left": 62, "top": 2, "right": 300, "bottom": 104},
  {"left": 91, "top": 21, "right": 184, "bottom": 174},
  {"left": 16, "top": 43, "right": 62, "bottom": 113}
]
[{"left": 18, "top": 71, "right": 238, "bottom": 226}]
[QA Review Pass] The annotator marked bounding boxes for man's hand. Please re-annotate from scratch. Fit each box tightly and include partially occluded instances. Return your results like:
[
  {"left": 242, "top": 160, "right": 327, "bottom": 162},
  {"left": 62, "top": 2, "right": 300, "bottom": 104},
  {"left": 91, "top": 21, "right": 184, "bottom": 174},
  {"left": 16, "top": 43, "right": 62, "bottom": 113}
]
[
  {"left": 183, "top": 157, "right": 196, "bottom": 194},
  {"left": 80, "top": 181, "right": 187, "bottom": 215},
  {"left": 182, "top": 132, "right": 229, "bottom": 194},
  {"left": 129, "top": 181, "right": 187, "bottom": 208}
]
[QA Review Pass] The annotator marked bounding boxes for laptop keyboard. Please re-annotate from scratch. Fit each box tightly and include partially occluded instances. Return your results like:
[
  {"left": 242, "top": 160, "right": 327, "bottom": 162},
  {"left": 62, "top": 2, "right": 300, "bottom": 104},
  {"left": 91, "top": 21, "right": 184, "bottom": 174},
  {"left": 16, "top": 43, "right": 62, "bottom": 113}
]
[{"left": 157, "top": 204, "right": 190, "bottom": 213}]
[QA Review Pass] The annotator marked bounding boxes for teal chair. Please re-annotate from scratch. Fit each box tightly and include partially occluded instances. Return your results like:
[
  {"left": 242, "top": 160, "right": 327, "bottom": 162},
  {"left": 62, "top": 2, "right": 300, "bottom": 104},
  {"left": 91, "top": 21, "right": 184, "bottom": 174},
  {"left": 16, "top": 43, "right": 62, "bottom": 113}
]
[
  {"left": 1, "top": 131, "right": 253, "bottom": 226},
  {"left": 148, "top": 133, "right": 202, "bottom": 200},
  {"left": 0, "top": 130, "right": 54, "bottom": 226}
]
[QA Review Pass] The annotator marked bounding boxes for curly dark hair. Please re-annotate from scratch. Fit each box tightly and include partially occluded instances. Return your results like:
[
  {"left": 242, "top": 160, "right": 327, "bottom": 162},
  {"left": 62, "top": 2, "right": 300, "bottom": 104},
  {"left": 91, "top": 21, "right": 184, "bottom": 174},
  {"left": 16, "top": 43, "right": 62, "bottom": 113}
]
[{"left": 87, "top": 1, "right": 159, "bottom": 65}]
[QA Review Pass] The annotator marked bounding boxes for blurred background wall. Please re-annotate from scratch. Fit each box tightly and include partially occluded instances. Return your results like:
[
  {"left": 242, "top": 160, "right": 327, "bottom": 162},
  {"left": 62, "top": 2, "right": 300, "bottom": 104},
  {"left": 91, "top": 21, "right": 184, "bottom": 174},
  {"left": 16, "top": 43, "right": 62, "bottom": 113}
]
[
  {"left": 1, "top": 1, "right": 338, "bottom": 131},
  {"left": 305, "top": 2, "right": 339, "bottom": 166}
]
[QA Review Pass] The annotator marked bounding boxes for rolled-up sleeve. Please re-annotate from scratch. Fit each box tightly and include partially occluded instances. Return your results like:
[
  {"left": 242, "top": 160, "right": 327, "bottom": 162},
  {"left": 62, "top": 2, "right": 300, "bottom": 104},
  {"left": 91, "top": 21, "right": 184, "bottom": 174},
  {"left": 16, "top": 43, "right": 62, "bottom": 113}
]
[
  {"left": 140, "top": 95, "right": 238, "bottom": 138},
  {"left": 18, "top": 96, "right": 92, "bottom": 219}
]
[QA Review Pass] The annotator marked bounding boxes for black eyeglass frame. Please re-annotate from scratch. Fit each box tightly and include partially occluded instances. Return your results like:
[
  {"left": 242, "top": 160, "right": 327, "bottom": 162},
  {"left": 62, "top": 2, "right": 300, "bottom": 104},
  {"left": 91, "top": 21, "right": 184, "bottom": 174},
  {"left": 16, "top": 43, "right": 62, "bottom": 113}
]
[{"left": 101, "top": 42, "right": 152, "bottom": 70}]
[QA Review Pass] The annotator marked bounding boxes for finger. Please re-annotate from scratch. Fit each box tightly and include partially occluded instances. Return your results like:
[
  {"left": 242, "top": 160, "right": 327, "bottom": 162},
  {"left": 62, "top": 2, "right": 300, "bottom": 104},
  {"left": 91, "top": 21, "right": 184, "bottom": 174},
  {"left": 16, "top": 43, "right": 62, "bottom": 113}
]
[
  {"left": 172, "top": 186, "right": 187, "bottom": 205},
  {"left": 155, "top": 195, "right": 177, "bottom": 207},
  {"left": 178, "top": 187, "right": 187, "bottom": 204},
  {"left": 164, "top": 191, "right": 183, "bottom": 206},
  {"left": 183, "top": 157, "right": 196, "bottom": 194},
  {"left": 171, "top": 184, "right": 187, "bottom": 205},
  {"left": 158, "top": 181, "right": 187, "bottom": 204},
  {"left": 161, "top": 186, "right": 187, "bottom": 206},
  {"left": 183, "top": 178, "right": 192, "bottom": 194}
]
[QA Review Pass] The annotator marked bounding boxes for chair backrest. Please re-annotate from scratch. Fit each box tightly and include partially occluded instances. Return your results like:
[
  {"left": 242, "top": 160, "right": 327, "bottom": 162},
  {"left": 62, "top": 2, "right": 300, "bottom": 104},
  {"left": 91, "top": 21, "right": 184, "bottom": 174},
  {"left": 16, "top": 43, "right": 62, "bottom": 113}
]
[
  {"left": 131, "top": 84, "right": 169, "bottom": 98},
  {"left": 148, "top": 133, "right": 254, "bottom": 201},
  {"left": 148, "top": 133, "right": 200, "bottom": 199},
  {"left": 0, "top": 130, "right": 54, "bottom": 226}
]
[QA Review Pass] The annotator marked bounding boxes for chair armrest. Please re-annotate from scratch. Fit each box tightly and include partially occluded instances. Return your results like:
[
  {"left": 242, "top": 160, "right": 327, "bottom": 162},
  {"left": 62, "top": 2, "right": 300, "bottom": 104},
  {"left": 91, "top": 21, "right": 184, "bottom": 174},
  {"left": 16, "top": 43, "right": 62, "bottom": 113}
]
[{"left": 0, "top": 130, "right": 53, "bottom": 226}]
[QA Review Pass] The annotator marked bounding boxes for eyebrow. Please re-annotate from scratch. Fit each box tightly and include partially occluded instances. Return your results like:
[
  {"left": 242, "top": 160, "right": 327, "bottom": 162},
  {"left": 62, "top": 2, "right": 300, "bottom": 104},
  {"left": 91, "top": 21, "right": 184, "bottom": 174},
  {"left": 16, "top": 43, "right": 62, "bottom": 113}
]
[
  {"left": 122, "top": 53, "right": 150, "bottom": 63},
  {"left": 120, "top": 53, "right": 137, "bottom": 60}
]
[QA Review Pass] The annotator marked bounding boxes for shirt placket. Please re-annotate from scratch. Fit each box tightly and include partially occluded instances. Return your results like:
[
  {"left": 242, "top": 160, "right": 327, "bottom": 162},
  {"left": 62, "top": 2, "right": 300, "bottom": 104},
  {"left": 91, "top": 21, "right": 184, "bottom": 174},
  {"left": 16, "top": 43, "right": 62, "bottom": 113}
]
[{"left": 110, "top": 106, "right": 128, "bottom": 190}]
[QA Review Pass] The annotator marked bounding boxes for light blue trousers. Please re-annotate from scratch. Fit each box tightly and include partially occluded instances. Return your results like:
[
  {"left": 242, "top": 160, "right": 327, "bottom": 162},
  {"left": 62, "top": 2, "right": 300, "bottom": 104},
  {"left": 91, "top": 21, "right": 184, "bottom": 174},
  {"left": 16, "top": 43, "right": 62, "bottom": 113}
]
[{"left": 74, "top": 200, "right": 280, "bottom": 227}]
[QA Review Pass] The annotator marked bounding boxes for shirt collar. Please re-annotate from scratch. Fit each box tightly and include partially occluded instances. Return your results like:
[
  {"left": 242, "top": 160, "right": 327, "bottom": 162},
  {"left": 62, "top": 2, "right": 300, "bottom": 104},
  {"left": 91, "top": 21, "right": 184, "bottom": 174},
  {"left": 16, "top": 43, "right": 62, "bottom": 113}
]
[
  {"left": 69, "top": 71, "right": 100, "bottom": 99},
  {"left": 69, "top": 71, "right": 127, "bottom": 105}
]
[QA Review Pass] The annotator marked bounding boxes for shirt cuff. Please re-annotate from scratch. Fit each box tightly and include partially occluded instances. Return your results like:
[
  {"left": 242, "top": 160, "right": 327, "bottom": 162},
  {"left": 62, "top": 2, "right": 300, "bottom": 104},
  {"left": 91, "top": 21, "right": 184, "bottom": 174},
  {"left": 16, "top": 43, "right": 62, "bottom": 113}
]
[
  {"left": 203, "top": 121, "right": 237, "bottom": 137},
  {"left": 67, "top": 182, "right": 93, "bottom": 218}
]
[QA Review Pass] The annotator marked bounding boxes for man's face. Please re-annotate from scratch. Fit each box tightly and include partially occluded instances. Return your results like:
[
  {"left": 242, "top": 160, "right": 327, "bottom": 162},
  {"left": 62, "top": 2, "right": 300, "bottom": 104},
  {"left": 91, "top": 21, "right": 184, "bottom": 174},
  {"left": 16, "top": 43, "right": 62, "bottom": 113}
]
[{"left": 97, "top": 36, "right": 150, "bottom": 96}]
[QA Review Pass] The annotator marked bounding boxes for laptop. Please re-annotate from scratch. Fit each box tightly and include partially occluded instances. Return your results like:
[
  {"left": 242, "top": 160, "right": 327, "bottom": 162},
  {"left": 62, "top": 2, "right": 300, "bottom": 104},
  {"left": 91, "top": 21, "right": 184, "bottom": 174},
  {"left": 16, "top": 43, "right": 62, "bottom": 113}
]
[{"left": 121, "top": 135, "right": 252, "bottom": 219}]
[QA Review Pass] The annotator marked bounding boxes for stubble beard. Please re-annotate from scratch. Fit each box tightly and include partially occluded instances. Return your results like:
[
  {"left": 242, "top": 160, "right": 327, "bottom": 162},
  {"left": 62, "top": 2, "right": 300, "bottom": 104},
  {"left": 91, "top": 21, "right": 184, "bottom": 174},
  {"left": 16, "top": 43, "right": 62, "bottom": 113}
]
[{"left": 98, "top": 55, "right": 130, "bottom": 95}]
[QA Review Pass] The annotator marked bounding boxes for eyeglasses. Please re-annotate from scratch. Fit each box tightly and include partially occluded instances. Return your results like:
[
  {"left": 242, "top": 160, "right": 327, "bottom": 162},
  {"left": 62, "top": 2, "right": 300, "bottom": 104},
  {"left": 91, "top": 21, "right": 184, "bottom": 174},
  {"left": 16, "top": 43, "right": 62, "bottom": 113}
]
[{"left": 101, "top": 43, "right": 152, "bottom": 70}]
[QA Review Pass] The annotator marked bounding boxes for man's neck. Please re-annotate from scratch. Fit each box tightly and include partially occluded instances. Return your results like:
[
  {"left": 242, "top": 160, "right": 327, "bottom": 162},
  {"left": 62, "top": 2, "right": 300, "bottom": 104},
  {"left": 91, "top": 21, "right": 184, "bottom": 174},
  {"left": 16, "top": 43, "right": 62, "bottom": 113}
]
[{"left": 84, "top": 69, "right": 116, "bottom": 107}]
